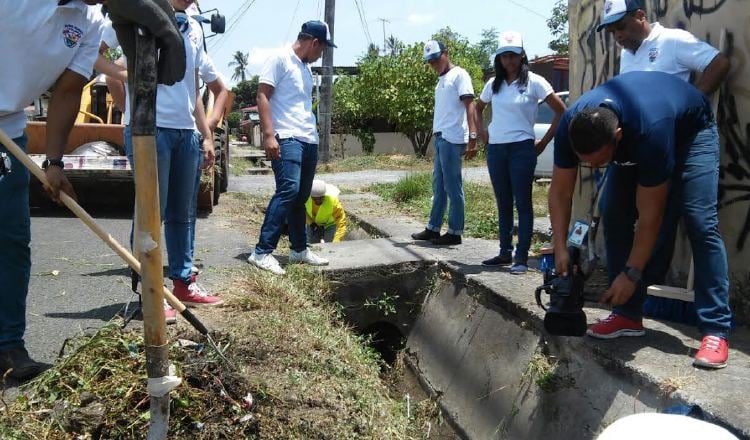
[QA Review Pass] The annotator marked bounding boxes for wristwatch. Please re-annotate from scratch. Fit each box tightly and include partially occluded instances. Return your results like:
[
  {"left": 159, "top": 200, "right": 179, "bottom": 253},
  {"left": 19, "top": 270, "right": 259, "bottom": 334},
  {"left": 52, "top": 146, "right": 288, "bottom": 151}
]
[
  {"left": 42, "top": 158, "right": 65, "bottom": 170},
  {"left": 469, "top": 132, "right": 478, "bottom": 140},
  {"left": 623, "top": 266, "right": 642, "bottom": 283}
]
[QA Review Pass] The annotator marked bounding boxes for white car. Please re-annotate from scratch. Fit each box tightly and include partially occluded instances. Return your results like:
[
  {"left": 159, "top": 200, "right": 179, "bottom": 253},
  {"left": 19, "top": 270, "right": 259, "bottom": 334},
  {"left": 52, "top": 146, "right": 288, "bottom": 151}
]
[{"left": 534, "top": 91, "right": 570, "bottom": 177}]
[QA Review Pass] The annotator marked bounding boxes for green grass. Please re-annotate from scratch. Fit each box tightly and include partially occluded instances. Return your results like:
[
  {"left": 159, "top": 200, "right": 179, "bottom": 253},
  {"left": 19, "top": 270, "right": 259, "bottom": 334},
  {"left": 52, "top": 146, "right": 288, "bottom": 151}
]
[
  {"left": 320, "top": 153, "right": 486, "bottom": 173},
  {"left": 371, "top": 172, "right": 549, "bottom": 240}
]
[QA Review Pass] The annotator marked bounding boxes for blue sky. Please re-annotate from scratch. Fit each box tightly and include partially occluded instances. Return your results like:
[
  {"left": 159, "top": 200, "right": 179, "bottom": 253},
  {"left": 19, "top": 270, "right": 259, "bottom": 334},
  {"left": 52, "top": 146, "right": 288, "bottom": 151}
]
[{"left": 196, "top": 0, "right": 560, "bottom": 86}]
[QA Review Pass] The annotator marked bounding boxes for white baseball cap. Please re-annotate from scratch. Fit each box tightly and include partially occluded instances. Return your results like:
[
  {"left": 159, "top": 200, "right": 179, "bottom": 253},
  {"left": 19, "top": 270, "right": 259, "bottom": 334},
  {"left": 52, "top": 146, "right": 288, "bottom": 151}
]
[
  {"left": 596, "top": 0, "right": 644, "bottom": 31},
  {"left": 423, "top": 40, "right": 446, "bottom": 62},
  {"left": 311, "top": 180, "right": 327, "bottom": 197},
  {"left": 495, "top": 31, "right": 524, "bottom": 56}
]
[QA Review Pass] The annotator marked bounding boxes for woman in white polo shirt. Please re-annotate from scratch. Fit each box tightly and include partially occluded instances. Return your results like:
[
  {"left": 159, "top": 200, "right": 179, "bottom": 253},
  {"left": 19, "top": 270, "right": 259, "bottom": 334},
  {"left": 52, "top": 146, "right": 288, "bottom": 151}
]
[{"left": 476, "top": 31, "right": 566, "bottom": 274}]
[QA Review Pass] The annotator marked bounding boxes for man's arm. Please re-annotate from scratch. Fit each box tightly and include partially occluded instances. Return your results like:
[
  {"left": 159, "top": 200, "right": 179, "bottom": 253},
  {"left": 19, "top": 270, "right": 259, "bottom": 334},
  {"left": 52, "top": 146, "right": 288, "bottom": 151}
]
[
  {"left": 205, "top": 77, "right": 229, "bottom": 132},
  {"left": 44, "top": 69, "right": 88, "bottom": 202},
  {"left": 193, "top": 70, "right": 215, "bottom": 170},
  {"left": 601, "top": 182, "right": 669, "bottom": 306},
  {"left": 462, "top": 96, "right": 478, "bottom": 159},
  {"left": 257, "top": 83, "right": 280, "bottom": 160},
  {"left": 696, "top": 53, "right": 730, "bottom": 96},
  {"left": 549, "top": 165, "right": 578, "bottom": 275},
  {"left": 332, "top": 200, "right": 347, "bottom": 242}
]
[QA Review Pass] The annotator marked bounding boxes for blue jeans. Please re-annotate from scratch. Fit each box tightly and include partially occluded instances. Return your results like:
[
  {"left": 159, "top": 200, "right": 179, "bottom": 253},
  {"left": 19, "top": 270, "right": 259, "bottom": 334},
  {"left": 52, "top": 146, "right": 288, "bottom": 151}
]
[
  {"left": 601, "top": 125, "right": 732, "bottom": 338},
  {"left": 255, "top": 138, "right": 318, "bottom": 254},
  {"left": 0, "top": 135, "right": 31, "bottom": 350},
  {"left": 427, "top": 134, "right": 466, "bottom": 235},
  {"left": 486, "top": 139, "right": 537, "bottom": 264},
  {"left": 125, "top": 126, "right": 202, "bottom": 283}
]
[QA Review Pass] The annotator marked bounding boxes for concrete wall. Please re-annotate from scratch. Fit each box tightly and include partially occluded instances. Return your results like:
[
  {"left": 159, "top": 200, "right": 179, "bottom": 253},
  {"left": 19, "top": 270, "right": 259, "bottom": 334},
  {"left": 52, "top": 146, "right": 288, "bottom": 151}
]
[
  {"left": 330, "top": 132, "right": 435, "bottom": 158},
  {"left": 569, "top": 0, "right": 750, "bottom": 319}
]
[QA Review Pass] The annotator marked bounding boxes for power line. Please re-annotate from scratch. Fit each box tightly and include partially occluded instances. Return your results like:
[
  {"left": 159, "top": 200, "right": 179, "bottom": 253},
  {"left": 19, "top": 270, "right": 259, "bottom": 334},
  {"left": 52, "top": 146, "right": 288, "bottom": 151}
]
[
  {"left": 376, "top": 17, "right": 390, "bottom": 54},
  {"left": 505, "top": 0, "right": 548, "bottom": 20},
  {"left": 208, "top": 0, "right": 258, "bottom": 53},
  {"left": 284, "top": 0, "right": 304, "bottom": 43},
  {"left": 352, "top": 0, "right": 373, "bottom": 45}
]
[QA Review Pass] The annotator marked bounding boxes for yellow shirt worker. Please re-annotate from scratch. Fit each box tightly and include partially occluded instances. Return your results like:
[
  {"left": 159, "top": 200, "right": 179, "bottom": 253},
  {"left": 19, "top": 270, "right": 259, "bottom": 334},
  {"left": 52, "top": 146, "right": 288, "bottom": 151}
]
[{"left": 305, "top": 180, "right": 347, "bottom": 243}]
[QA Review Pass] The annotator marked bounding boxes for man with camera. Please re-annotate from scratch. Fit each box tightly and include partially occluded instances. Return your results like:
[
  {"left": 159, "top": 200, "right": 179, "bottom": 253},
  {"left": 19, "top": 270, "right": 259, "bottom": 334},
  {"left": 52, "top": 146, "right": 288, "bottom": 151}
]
[{"left": 548, "top": 71, "right": 732, "bottom": 368}]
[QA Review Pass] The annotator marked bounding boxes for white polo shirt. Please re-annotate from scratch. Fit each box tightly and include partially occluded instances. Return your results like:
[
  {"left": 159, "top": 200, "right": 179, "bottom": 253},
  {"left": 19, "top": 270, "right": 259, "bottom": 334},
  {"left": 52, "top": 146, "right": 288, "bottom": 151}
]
[
  {"left": 259, "top": 47, "right": 318, "bottom": 144},
  {"left": 479, "top": 72, "right": 553, "bottom": 144},
  {"left": 0, "top": 1, "right": 103, "bottom": 138},
  {"left": 432, "top": 66, "right": 474, "bottom": 145},
  {"left": 619, "top": 23, "right": 719, "bottom": 81},
  {"left": 104, "top": 17, "right": 212, "bottom": 129}
]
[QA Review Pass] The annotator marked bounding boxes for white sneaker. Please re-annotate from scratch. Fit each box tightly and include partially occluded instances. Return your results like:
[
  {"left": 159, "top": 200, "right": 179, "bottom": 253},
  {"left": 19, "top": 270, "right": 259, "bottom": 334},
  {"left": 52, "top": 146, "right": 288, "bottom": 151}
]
[
  {"left": 288, "top": 248, "right": 329, "bottom": 266},
  {"left": 247, "top": 251, "right": 285, "bottom": 275}
]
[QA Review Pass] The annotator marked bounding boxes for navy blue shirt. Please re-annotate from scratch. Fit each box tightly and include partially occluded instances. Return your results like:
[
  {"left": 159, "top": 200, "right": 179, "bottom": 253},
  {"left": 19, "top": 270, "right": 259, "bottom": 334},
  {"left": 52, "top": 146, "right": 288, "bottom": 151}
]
[{"left": 554, "top": 71, "right": 713, "bottom": 186}]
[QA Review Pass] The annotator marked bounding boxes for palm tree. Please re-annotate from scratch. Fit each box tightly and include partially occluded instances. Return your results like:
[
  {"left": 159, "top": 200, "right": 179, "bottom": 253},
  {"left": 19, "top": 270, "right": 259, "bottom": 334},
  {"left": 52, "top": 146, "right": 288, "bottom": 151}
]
[
  {"left": 385, "top": 35, "right": 403, "bottom": 56},
  {"left": 228, "top": 51, "right": 249, "bottom": 82}
]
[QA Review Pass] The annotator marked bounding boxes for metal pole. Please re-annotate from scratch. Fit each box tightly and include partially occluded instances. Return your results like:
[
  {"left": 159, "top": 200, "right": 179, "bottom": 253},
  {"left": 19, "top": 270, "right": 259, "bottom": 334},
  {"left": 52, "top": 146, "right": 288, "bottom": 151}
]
[
  {"left": 319, "top": 0, "right": 335, "bottom": 163},
  {"left": 377, "top": 18, "right": 389, "bottom": 55},
  {"left": 130, "top": 29, "right": 173, "bottom": 440}
]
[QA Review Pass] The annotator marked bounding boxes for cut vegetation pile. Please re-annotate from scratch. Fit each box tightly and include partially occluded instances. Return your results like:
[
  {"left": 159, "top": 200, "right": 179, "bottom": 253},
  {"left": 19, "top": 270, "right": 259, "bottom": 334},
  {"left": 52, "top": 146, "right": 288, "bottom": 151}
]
[{"left": 0, "top": 193, "right": 442, "bottom": 439}]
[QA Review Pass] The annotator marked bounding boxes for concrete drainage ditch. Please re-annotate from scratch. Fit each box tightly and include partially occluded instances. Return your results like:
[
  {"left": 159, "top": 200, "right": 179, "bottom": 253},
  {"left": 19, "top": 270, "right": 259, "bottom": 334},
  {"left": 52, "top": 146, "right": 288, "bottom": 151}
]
[{"left": 326, "top": 260, "right": 687, "bottom": 440}]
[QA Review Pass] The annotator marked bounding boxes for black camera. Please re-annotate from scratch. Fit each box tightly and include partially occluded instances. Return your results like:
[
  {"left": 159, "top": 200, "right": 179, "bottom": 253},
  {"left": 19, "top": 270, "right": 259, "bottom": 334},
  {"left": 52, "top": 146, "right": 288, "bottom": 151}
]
[{"left": 535, "top": 246, "right": 587, "bottom": 336}]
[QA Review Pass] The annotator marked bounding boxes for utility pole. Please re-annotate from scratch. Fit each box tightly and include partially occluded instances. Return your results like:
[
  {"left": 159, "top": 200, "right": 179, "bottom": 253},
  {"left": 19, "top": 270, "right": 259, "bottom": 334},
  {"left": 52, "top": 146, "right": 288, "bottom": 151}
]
[
  {"left": 319, "top": 0, "right": 335, "bottom": 163},
  {"left": 377, "top": 18, "right": 390, "bottom": 55}
]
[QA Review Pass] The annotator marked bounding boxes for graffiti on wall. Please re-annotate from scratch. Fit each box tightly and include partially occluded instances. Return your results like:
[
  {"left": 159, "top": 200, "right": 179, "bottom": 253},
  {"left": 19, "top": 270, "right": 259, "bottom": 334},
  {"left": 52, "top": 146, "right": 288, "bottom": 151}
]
[{"left": 570, "top": 0, "right": 750, "bottom": 257}]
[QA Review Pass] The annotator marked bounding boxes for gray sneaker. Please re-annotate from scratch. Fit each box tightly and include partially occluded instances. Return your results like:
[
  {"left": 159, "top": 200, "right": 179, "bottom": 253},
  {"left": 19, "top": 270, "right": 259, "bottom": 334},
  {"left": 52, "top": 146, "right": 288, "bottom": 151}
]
[
  {"left": 247, "top": 252, "right": 286, "bottom": 275},
  {"left": 510, "top": 263, "right": 528, "bottom": 275},
  {"left": 289, "top": 248, "right": 329, "bottom": 266}
]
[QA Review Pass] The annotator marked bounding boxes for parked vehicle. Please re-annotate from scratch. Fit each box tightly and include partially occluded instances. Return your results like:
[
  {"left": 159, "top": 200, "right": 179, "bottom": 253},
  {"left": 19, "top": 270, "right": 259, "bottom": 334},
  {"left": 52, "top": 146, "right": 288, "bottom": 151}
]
[{"left": 534, "top": 91, "right": 570, "bottom": 177}]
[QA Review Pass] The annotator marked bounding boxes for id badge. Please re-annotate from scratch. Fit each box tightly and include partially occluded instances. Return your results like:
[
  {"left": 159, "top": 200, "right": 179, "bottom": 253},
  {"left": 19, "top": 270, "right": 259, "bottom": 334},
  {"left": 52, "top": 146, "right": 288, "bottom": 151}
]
[{"left": 567, "top": 220, "right": 590, "bottom": 248}]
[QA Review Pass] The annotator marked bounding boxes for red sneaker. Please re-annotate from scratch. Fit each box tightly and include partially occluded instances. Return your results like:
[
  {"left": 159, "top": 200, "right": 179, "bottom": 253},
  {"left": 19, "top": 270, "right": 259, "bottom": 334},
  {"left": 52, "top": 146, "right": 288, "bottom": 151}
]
[
  {"left": 173, "top": 276, "right": 223, "bottom": 307},
  {"left": 586, "top": 313, "right": 645, "bottom": 339},
  {"left": 693, "top": 335, "right": 728, "bottom": 369},
  {"left": 164, "top": 302, "right": 177, "bottom": 325}
]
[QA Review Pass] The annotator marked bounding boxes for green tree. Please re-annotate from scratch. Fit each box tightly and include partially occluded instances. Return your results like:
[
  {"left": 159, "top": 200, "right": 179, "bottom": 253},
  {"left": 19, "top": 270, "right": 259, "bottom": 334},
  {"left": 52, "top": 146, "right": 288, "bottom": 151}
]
[
  {"left": 385, "top": 35, "right": 404, "bottom": 56},
  {"left": 227, "top": 111, "right": 241, "bottom": 129},
  {"left": 547, "top": 0, "right": 569, "bottom": 55},
  {"left": 474, "top": 27, "right": 499, "bottom": 70},
  {"left": 231, "top": 76, "right": 259, "bottom": 109},
  {"left": 228, "top": 51, "right": 249, "bottom": 82},
  {"left": 333, "top": 31, "right": 484, "bottom": 157}
]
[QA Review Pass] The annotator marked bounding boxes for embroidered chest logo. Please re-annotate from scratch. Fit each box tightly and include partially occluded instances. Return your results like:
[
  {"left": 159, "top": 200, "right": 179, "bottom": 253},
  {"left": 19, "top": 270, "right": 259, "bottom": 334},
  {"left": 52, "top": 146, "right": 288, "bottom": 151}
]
[
  {"left": 648, "top": 47, "right": 659, "bottom": 63},
  {"left": 62, "top": 24, "right": 83, "bottom": 48}
]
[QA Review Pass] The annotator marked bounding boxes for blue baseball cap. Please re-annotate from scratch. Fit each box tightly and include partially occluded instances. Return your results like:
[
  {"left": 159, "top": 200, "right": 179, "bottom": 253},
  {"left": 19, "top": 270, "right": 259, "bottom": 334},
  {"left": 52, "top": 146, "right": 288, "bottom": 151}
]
[
  {"left": 596, "top": 0, "right": 644, "bottom": 32},
  {"left": 300, "top": 20, "right": 337, "bottom": 48},
  {"left": 423, "top": 40, "right": 445, "bottom": 62}
]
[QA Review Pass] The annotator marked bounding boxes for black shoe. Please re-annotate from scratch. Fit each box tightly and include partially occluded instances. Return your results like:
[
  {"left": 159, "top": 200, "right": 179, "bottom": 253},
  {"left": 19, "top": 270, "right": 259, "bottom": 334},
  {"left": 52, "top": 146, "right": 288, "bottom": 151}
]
[
  {"left": 430, "top": 233, "right": 462, "bottom": 245},
  {"left": 411, "top": 229, "right": 440, "bottom": 241},
  {"left": 0, "top": 346, "right": 49, "bottom": 381},
  {"left": 482, "top": 254, "right": 513, "bottom": 266}
]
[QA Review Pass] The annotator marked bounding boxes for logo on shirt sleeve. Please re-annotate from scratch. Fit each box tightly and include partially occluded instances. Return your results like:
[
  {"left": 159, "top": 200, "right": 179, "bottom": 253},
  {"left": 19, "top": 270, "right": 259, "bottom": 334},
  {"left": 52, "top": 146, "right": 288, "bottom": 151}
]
[
  {"left": 648, "top": 47, "right": 659, "bottom": 63},
  {"left": 62, "top": 24, "right": 83, "bottom": 48}
]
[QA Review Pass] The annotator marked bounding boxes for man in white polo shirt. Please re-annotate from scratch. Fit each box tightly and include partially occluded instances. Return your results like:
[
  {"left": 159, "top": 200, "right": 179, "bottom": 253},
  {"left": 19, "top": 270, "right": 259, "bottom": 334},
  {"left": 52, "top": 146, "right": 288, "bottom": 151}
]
[
  {"left": 597, "top": 0, "right": 730, "bottom": 94},
  {"left": 100, "top": 0, "right": 228, "bottom": 309},
  {"left": 0, "top": 0, "right": 105, "bottom": 381},
  {"left": 247, "top": 20, "right": 336, "bottom": 275},
  {"left": 411, "top": 40, "right": 478, "bottom": 246}
]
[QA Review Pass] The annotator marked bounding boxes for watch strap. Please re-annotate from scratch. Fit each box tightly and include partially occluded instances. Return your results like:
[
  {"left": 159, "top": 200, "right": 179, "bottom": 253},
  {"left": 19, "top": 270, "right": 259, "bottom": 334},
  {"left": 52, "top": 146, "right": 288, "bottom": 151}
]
[{"left": 42, "top": 158, "right": 65, "bottom": 170}]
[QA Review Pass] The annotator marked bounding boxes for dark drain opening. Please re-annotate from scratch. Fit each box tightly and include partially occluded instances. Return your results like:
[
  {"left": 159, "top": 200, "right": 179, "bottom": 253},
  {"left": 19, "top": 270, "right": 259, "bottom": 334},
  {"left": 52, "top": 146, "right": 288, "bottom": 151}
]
[{"left": 361, "top": 322, "right": 405, "bottom": 365}]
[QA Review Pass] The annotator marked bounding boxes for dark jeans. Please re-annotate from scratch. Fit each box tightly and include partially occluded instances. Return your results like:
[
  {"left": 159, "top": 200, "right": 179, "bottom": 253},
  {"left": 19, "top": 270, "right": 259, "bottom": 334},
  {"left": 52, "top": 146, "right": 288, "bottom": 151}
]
[
  {"left": 486, "top": 139, "right": 537, "bottom": 264},
  {"left": 307, "top": 224, "right": 336, "bottom": 244},
  {"left": 601, "top": 125, "right": 732, "bottom": 338},
  {"left": 0, "top": 135, "right": 30, "bottom": 350},
  {"left": 255, "top": 138, "right": 318, "bottom": 254}
]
